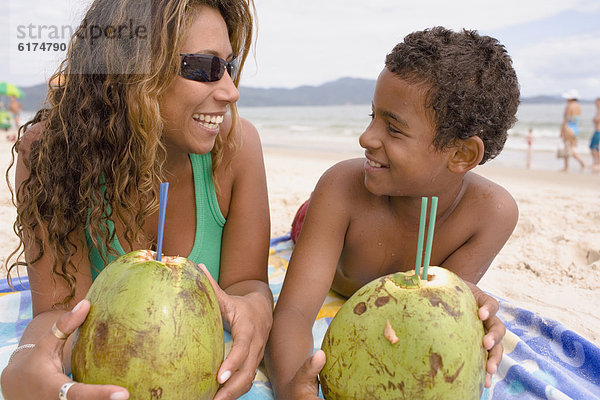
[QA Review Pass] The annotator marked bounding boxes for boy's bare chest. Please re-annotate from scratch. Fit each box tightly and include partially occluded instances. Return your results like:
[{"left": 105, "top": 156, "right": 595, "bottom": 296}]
[
  {"left": 333, "top": 207, "right": 468, "bottom": 295},
  {"left": 341, "top": 216, "right": 420, "bottom": 277}
]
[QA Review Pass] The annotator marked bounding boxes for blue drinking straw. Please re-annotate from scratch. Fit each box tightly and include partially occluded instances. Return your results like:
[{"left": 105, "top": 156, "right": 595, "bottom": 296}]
[
  {"left": 156, "top": 182, "right": 169, "bottom": 261},
  {"left": 414, "top": 197, "right": 428, "bottom": 276},
  {"left": 421, "top": 196, "right": 438, "bottom": 279}
]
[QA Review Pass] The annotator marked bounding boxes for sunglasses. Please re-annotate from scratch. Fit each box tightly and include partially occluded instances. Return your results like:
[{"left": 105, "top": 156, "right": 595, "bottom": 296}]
[{"left": 179, "top": 53, "right": 237, "bottom": 82}]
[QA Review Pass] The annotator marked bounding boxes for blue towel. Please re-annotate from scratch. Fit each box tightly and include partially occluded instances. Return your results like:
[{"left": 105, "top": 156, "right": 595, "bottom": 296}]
[{"left": 1, "top": 238, "right": 598, "bottom": 399}]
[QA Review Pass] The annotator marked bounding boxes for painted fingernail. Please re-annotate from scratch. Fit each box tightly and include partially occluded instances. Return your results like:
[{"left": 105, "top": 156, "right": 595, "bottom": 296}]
[
  {"left": 110, "top": 391, "right": 129, "bottom": 400},
  {"left": 71, "top": 300, "right": 85, "bottom": 313},
  {"left": 219, "top": 370, "right": 231, "bottom": 383}
]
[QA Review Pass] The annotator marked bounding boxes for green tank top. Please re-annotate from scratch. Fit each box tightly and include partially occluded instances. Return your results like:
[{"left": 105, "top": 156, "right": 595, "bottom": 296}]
[{"left": 85, "top": 153, "right": 226, "bottom": 282}]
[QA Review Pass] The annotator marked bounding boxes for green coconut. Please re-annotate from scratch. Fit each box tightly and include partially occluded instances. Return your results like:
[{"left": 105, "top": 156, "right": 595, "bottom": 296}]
[
  {"left": 319, "top": 267, "right": 486, "bottom": 400},
  {"left": 72, "top": 250, "right": 223, "bottom": 400}
]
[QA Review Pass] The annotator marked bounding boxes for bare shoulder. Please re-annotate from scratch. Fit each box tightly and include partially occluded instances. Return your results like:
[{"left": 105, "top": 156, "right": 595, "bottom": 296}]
[
  {"left": 312, "top": 158, "right": 368, "bottom": 210},
  {"left": 15, "top": 122, "right": 45, "bottom": 183},
  {"left": 17, "top": 121, "right": 44, "bottom": 160},
  {"left": 221, "top": 116, "right": 262, "bottom": 166},
  {"left": 315, "top": 158, "right": 366, "bottom": 193},
  {"left": 463, "top": 171, "right": 519, "bottom": 227},
  {"left": 212, "top": 115, "right": 267, "bottom": 217},
  {"left": 214, "top": 115, "right": 265, "bottom": 194}
]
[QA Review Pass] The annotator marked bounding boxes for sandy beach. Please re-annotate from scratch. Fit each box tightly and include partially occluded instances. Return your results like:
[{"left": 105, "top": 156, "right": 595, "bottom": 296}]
[{"left": 1, "top": 128, "right": 599, "bottom": 347}]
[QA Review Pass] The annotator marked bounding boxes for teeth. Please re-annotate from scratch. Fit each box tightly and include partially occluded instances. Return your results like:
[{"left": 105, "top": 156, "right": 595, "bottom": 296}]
[
  {"left": 192, "top": 114, "right": 224, "bottom": 128},
  {"left": 368, "top": 159, "right": 382, "bottom": 168}
]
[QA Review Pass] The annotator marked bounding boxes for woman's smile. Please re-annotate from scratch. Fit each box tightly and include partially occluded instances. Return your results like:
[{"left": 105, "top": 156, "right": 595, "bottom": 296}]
[{"left": 192, "top": 113, "right": 225, "bottom": 135}]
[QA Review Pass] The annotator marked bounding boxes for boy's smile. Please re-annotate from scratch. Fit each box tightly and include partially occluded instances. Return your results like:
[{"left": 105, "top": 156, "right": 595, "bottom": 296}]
[
  {"left": 365, "top": 155, "right": 388, "bottom": 169},
  {"left": 359, "top": 68, "right": 451, "bottom": 197}
]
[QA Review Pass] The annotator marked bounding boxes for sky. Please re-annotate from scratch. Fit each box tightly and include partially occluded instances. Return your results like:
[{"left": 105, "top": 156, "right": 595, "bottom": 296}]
[{"left": 1, "top": 0, "right": 599, "bottom": 99}]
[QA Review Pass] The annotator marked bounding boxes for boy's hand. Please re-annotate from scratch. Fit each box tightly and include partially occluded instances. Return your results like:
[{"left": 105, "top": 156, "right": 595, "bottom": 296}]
[
  {"left": 466, "top": 282, "right": 506, "bottom": 388},
  {"left": 283, "top": 350, "right": 325, "bottom": 400}
]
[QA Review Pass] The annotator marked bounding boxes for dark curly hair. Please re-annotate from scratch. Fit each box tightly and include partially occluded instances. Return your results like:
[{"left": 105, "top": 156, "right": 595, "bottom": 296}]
[
  {"left": 5, "top": 0, "right": 255, "bottom": 306},
  {"left": 385, "top": 26, "right": 520, "bottom": 163}
]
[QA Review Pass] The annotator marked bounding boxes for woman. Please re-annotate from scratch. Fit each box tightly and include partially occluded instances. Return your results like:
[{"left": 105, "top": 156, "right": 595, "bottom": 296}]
[
  {"left": 1, "top": 1, "right": 272, "bottom": 399},
  {"left": 560, "top": 89, "right": 586, "bottom": 172}
]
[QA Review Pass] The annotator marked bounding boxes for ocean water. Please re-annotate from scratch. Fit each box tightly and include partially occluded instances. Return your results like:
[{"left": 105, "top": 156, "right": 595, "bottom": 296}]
[
  {"left": 239, "top": 103, "right": 598, "bottom": 172},
  {"left": 18, "top": 103, "right": 597, "bottom": 172}
]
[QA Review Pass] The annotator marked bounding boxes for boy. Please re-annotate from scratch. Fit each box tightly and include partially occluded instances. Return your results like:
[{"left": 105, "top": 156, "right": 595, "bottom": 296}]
[{"left": 265, "top": 26, "right": 520, "bottom": 399}]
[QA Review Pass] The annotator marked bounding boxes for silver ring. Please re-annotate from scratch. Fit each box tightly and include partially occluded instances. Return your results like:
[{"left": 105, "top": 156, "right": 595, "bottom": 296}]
[{"left": 58, "top": 381, "right": 76, "bottom": 400}]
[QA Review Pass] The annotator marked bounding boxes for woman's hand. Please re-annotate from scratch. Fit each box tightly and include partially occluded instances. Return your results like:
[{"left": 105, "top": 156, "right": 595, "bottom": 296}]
[
  {"left": 466, "top": 282, "right": 506, "bottom": 388},
  {"left": 1, "top": 300, "right": 129, "bottom": 400},
  {"left": 198, "top": 263, "right": 273, "bottom": 400}
]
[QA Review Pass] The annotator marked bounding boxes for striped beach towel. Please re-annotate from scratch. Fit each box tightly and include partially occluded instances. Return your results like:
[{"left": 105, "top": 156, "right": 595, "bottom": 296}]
[{"left": 1, "top": 236, "right": 598, "bottom": 399}]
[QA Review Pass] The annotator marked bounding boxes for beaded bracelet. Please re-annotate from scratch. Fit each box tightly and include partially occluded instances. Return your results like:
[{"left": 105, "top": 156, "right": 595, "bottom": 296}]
[
  {"left": 8, "top": 344, "right": 36, "bottom": 364},
  {"left": 8, "top": 343, "right": 67, "bottom": 375}
]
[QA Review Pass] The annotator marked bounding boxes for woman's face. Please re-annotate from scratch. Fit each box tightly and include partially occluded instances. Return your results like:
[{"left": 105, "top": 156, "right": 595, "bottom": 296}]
[{"left": 159, "top": 5, "right": 239, "bottom": 158}]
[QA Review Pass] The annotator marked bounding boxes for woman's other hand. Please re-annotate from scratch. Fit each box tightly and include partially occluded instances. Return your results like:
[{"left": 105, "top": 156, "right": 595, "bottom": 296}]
[{"left": 1, "top": 300, "right": 130, "bottom": 400}]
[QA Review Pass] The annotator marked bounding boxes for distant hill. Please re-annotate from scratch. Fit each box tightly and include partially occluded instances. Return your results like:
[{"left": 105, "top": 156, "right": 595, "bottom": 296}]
[
  {"left": 238, "top": 77, "right": 376, "bottom": 106},
  {"left": 11, "top": 77, "right": 376, "bottom": 111},
  {"left": 9, "top": 78, "right": 592, "bottom": 112}
]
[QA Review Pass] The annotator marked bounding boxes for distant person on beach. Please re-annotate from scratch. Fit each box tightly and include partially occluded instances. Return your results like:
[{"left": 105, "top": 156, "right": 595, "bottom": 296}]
[
  {"left": 527, "top": 127, "right": 534, "bottom": 169},
  {"left": 8, "top": 97, "right": 22, "bottom": 130},
  {"left": 591, "top": 97, "right": 600, "bottom": 173},
  {"left": 1, "top": 1, "right": 273, "bottom": 400},
  {"left": 560, "top": 89, "right": 586, "bottom": 172},
  {"left": 0, "top": 102, "right": 15, "bottom": 141},
  {"left": 0, "top": 102, "right": 9, "bottom": 126},
  {"left": 265, "top": 27, "right": 518, "bottom": 399}
]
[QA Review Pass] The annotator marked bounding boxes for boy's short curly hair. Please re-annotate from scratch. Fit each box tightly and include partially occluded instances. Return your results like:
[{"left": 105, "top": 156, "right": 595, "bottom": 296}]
[{"left": 385, "top": 26, "right": 520, "bottom": 164}]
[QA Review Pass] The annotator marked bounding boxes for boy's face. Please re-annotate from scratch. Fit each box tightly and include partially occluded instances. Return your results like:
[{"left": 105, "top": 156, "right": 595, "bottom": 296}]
[{"left": 359, "top": 68, "right": 454, "bottom": 197}]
